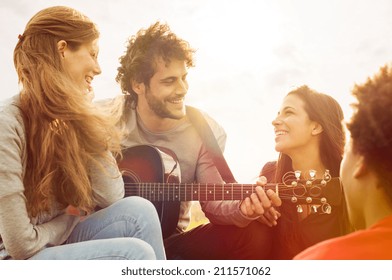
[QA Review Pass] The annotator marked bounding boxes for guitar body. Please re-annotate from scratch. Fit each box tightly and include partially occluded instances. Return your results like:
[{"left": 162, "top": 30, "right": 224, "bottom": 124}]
[{"left": 118, "top": 145, "right": 180, "bottom": 239}]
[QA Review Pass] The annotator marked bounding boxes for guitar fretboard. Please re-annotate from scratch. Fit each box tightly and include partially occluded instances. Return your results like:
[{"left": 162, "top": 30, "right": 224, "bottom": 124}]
[
  {"left": 124, "top": 178, "right": 341, "bottom": 204},
  {"left": 125, "top": 183, "right": 270, "bottom": 201}
]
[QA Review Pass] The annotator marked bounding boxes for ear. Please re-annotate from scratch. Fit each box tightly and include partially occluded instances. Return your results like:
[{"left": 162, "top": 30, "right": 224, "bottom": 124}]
[
  {"left": 57, "top": 40, "right": 67, "bottom": 58},
  {"left": 352, "top": 154, "right": 367, "bottom": 178},
  {"left": 311, "top": 122, "right": 324, "bottom": 136},
  {"left": 132, "top": 80, "right": 145, "bottom": 95}
]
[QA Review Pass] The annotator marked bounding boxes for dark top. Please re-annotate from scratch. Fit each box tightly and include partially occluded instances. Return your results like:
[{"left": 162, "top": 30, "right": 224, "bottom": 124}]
[{"left": 260, "top": 161, "right": 350, "bottom": 259}]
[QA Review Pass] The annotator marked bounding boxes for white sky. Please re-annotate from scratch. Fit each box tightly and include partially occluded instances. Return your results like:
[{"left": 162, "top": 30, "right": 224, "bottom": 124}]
[{"left": 1, "top": 0, "right": 392, "bottom": 182}]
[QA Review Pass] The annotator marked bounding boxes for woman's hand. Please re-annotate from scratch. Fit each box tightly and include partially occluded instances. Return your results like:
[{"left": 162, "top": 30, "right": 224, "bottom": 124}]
[{"left": 65, "top": 205, "right": 88, "bottom": 221}]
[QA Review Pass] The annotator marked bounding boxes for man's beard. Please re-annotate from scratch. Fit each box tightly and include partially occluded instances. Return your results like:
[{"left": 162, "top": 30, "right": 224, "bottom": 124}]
[{"left": 145, "top": 89, "right": 184, "bottom": 120}]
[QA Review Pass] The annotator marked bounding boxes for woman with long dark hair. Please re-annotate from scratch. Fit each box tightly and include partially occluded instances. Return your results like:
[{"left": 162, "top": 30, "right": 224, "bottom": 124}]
[{"left": 259, "top": 85, "right": 350, "bottom": 259}]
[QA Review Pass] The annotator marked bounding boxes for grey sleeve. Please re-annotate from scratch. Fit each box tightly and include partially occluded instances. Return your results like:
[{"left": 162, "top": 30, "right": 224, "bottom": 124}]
[
  {"left": 0, "top": 108, "right": 79, "bottom": 259},
  {"left": 89, "top": 151, "right": 125, "bottom": 208}
]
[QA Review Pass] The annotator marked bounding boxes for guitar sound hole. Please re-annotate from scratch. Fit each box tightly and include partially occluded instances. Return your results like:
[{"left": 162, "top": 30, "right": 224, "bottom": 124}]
[{"left": 122, "top": 170, "right": 141, "bottom": 184}]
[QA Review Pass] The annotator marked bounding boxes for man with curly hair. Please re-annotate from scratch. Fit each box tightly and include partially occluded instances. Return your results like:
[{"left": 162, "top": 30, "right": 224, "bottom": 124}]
[
  {"left": 113, "top": 21, "right": 282, "bottom": 259},
  {"left": 294, "top": 64, "right": 392, "bottom": 259}
]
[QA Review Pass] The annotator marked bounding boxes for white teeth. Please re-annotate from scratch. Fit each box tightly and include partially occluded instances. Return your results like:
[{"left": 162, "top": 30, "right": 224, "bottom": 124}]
[
  {"left": 275, "top": 130, "right": 288, "bottom": 136},
  {"left": 169, "top": 98, "right": 183, "bottom": 104}
]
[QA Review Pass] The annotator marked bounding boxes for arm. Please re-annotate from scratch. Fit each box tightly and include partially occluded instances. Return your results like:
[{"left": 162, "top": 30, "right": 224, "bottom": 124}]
[
  {"left": 90, "top": 97, "right": 125, "bottom": 207},
  {"left": 192, "top": 114, "right": 257, "bottom": 227},
  {"left": 196, "top": 148, "right": 259, "bottom": 227},
  {"left": 198, "top": 113, "right": 281, "bottom": 227},
  {"left": 89, "top": 151, "right": 124, "bottom": 208},
  {"left": 0, "top": 193, "right": 79, "bottom": 259},
  {"left": 0, "top": 106, "right": 79, "bottom": 259}
]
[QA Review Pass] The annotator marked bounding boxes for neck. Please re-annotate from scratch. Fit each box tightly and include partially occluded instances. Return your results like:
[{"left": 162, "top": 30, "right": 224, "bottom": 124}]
[
  {"left": 362, "top": 182, "right": 392, "bottom": 229},
  {"left": 136, "top": 107, "right": 184, "bottom": 132},
  {"left": 288, "top": 145, "right": 326, "bottom": 179}
]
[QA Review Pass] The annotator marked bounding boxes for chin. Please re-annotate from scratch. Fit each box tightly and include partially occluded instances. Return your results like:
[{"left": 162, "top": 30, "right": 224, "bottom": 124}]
[
  {"left": 274, "top": 144, "right": 284, "bottom": 153},
  {"left": 174, "top": 108, "right": 186, "bottom": 118}
]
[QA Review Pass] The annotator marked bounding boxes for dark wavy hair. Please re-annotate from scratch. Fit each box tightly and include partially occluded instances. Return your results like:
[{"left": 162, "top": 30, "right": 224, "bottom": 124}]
[
  {"left": 261, "top": 85, "right": 349, "bottom": 258},
  {"left": 347, "top": 64, "right": 392, "bottom": 203}
]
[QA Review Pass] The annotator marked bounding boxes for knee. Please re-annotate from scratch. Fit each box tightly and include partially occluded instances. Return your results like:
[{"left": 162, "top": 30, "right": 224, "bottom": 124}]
[
  {"left": 115, "top": 238, "right": 156, "bottom": 260},
  {"left": 115, "top": 196, "right": 159, "bottom": 222},
  {"left": 117, "top": 196, "right": 157, "bottom": 214}
]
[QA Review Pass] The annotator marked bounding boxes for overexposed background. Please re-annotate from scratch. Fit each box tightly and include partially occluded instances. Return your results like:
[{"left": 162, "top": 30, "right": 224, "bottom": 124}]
[{"left": 1, "top": 0, "right": 392, "bottom": 182}]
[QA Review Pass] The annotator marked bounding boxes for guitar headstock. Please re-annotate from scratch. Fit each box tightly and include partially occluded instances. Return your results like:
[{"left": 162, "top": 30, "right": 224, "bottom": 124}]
[{"left": 278, "top": 169, "right": 342, "bottom": 214}]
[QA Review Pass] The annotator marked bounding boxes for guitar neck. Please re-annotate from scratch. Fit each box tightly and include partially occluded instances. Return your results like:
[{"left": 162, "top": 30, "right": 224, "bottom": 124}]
[
  {"left": 124, "top": 182, "right": 277, "bottom": 201},
  {"left": 124, "top": 177, "right": 341, "bottom": 205}
]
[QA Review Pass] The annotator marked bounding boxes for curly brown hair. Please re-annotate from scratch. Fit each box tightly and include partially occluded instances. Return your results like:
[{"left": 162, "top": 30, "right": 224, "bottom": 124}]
[
  {"left": 347, "top": 64, "right": 392, "bottom": 201},
  {"left": 116, "top": 21, "right": 195, "bottom": 109}
]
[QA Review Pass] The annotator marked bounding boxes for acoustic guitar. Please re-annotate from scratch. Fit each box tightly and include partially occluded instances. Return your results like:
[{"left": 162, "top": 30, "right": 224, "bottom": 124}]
[{"left": 117, "top": 145, "right": 343, "bottom": 238}]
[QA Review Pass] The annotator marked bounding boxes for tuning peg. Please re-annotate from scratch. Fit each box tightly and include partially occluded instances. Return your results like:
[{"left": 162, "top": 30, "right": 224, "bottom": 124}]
[
  {"left": 311, "top": 205, "right": 318, "bottom": 213},
  {"left": 322, "top": 203, "right": 332, "bottom": 214},
  {"left": 296, "top": 205, "right": 303, "bottom": 213},
  {"left": 320, "top": 179, "right": 327, "bottom": 186},
  {"left": 309, "top": 169, "right": 316, "bottom": 179},
  {"left": 306, "top": 197, "right": 312, "bottom": 203},
  {"left": 295, "top": 170, "right": 301, "bottom": 180},
  {"left": 291, "top": 181, "right": 298, "bottom": 187},
  {"left": 291, "top": 196, "right": 298, "bottom": 203},
  {"left": 324, "top": 169, "right": 331, "bottom": 181}
]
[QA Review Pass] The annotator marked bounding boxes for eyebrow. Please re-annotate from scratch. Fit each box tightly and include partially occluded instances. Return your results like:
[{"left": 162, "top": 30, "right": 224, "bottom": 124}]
[
  {"left": 159, "top": 72, "right": 188, "bottom": 82},
  {"left": 160, "top": 76, "right": 177, "bottom": 82},
  {"left": 278, "top": 106, "right": 296, "bottom": 114}
]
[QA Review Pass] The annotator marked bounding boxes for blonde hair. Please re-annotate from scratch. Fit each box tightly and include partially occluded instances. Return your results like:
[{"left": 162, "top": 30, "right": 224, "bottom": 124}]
[{"left": 14, "top": 6, "right": 121, "bottom": 217}]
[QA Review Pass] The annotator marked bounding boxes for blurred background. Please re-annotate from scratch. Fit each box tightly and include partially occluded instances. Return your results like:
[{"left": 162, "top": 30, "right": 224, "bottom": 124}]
[{"left": 1, "top": 0, "right": 391, "bottom": 186}]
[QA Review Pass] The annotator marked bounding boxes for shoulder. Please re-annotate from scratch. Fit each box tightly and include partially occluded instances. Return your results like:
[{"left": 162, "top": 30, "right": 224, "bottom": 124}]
[
  {"left": 94, "top": 95, "right": 125, "bottom": 115},
  {"left": 293, "top": 235, "right": 350, "bottom": 259},
  {"left": 260, "top": 161, "right": 277, "bottom": 180},
  {"left": 204, "top": 112, "right": 226, "bottom": 139},
  {"left": 186, "top": 106, "right": 226, "bottom": 136},
  {"left": 293, "top": 229, "right": 380, "bottom": 260},
  {"left": 186, "top": 106, "right": 227, "bottom": 150},
  {"left": 0, "top": 96, "right": 24, "bottom": 136},
  {"left": 0, "top": 96, "right": 26, "bottom": 195}
]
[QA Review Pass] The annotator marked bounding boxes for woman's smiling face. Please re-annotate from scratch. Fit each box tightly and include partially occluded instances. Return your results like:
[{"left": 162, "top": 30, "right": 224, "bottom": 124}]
[
  {"left": 60, "top": 38, "right": 101, "bottom": 95},
  {"left": 272, "top": 94, "right": 316, "bottom": 155}
]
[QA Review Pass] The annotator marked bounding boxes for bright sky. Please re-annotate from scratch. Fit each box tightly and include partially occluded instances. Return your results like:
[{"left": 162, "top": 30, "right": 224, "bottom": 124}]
[{"left": 1, "top": 0, "right": 392, "bottom": 182}]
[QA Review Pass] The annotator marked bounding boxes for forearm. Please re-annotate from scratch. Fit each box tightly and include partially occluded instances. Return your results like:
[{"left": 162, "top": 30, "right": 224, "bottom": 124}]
[
  {"left": 0, "top": 193, "right": 79, "bottom": 259},
  {"left": 201, "top": 200, "right": 258, "bottom": 227},
  {"left": 90, "top": 151, "right": 124, "bottom": 208}
]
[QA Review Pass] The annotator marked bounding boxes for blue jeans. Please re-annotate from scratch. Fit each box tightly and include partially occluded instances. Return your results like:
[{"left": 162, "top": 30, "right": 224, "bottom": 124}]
[{"left": 29, "top": 197, "right": 166, "bottom": 260}]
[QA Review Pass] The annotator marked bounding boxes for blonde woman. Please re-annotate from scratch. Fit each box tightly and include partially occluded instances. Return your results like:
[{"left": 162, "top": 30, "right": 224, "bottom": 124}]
[{"left": 0, "top": 6, "right": 165, "bottom": 260}]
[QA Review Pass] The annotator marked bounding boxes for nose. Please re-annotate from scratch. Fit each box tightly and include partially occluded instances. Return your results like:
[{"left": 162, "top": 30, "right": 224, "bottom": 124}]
[
  {"left": 176, "top": 79, "right": 188, "bottom": 95},
  {"left": 272, "top": 116, "right": 282, "bottom": 126},
  {"left": 93, "top": 61, "right": 102, "bottom": 76}
]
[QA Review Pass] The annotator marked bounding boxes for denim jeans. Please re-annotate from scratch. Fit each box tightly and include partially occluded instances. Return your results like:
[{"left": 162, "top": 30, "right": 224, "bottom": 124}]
[{"left": 29, "top": 196, "right": 166, "bottom": 260}]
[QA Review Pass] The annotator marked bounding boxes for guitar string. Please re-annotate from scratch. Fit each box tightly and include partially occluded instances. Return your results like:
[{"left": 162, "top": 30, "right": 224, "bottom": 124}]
[{"left": 123, "top": 183, "right": 329, "bottom": 201}]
